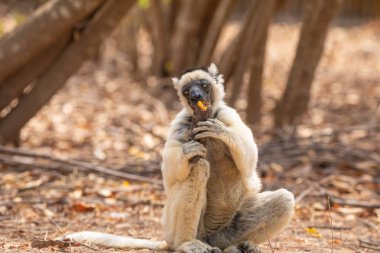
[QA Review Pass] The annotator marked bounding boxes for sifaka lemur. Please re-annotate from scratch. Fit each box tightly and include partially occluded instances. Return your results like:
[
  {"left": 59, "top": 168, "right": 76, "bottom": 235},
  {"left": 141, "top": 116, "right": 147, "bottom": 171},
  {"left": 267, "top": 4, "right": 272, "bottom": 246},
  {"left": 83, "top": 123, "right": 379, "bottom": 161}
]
[{"left": 62, "top": 63, "right": 295, "bottom": 253}]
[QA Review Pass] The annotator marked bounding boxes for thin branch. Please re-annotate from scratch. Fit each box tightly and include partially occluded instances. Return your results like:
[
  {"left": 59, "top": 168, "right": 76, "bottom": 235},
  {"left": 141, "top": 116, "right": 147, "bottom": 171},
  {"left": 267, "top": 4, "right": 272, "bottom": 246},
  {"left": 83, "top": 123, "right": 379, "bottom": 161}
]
[
  {"left": 46, "top": 217, "right": 64, "bottom": 235},
  {"left": 327, "top": 195, "right": 333, "bottom": 253},
  {"left": 359, "top": 239, "right": 380, "bottom": 247},
  {"left": 0, "top": 145, "right": 162, "bottom": 185},
  {"left": 307, "top": 225, "right": 351, "bottom": 231},
  {"left": 295, "top": 175, "right": 335, "bottom": 203},
  {"left": 266, "top": 233, "right": 275, "bottom": 253},
  {"left": 358, "top": 218, "right": 378, "bottom": 230},
  {"left": 329, "top": 196, "right": 380, "bottom": 209}
]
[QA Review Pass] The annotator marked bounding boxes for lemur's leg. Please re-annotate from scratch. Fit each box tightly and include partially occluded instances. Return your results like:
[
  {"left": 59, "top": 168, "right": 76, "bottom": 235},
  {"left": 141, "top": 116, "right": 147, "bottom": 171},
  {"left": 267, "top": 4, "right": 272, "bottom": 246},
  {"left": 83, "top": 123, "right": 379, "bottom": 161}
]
[
  {"left": 205, "top": 189, "right": 295, "bottom": 250},
  {"left": 163, "top": 141, "right": 220, "bottom": 253},
  {"left": 170, "top": 159, "right": 222, "bottom": 253}
]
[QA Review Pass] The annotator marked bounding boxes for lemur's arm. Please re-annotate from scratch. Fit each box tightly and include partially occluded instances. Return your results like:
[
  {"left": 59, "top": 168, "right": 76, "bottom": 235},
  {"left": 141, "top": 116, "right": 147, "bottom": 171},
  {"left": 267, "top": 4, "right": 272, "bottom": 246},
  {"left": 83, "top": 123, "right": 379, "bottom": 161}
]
[
  {"left": 161, "top": 110, "right": 207, "bottom": 187},
  {"left": 161, "top": 139, "right": 206, "bottom": 187},
  {"left": 193, "top": 106, "right": 259, "bottom": 182}
]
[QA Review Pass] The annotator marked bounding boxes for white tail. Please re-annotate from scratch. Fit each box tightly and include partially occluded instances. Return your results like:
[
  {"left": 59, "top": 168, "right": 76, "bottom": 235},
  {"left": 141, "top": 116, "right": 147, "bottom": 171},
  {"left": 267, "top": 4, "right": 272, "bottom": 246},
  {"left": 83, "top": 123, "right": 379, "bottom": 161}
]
[{"left": 60, "top": 231, "right": 169, "bottom": 250}]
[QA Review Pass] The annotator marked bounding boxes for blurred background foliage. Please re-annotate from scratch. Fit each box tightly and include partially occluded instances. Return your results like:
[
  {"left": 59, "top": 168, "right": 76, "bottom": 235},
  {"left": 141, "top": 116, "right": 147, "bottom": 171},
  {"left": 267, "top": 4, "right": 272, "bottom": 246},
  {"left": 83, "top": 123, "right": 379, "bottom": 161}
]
[
  {"left": 0, "top": 0, "right": 378, "bottom": 164},
  {"left": 0, "top": 1, "right": 379, "bottom": 251}
]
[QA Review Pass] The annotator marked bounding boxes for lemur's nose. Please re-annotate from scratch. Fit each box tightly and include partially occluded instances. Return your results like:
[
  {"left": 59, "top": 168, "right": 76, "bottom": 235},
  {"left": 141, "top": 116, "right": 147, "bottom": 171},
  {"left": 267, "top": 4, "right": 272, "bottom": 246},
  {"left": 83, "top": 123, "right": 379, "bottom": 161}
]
[{"left": 190, "top": 90, "right": 202, "bottom": 101}]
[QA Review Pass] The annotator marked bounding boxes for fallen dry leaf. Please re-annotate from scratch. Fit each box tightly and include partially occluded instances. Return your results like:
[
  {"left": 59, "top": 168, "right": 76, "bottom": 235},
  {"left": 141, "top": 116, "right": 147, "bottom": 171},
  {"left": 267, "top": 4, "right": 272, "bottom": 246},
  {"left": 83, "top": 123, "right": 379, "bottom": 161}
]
[
  {"left": 31, "top": 240, "right": 74, "bottom": 249},
  {"left": 72, "top": 202, "right": 95, "bottom": 212},
  {"left": 305, "top": 227, "right": 322, "bottom": 238}
]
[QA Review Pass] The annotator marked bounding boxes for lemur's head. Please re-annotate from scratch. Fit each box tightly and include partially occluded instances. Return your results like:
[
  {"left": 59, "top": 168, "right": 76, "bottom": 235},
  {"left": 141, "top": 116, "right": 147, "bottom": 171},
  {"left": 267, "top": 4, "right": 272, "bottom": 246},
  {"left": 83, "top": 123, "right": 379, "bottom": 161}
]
[{"left": 172, "top": 63, "right": 225, "bottom": 113}]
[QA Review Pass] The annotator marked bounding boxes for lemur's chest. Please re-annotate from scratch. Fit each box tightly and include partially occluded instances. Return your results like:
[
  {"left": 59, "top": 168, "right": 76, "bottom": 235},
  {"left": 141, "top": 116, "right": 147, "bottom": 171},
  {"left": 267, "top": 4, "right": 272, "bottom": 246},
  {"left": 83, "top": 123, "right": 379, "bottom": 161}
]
[
  {"left": 204, "top": 139, "right": 246, "bottom": 233},
  {"left": 205, "top": 139, "right": 233, "bottom": 168}
]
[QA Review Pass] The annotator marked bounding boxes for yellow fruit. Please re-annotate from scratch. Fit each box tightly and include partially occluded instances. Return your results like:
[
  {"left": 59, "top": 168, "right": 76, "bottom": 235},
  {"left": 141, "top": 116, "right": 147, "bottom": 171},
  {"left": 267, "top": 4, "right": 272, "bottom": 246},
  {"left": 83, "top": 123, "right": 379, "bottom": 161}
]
[{"left": 196, "top": 101, "right": 208, "bottom": 111}]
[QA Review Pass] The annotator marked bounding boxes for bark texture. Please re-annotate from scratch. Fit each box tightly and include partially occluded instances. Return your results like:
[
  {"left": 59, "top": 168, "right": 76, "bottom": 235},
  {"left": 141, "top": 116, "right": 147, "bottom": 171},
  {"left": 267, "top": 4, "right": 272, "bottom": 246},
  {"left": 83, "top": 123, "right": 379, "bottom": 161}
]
[
  {"left": 228, "top": 0, "right": 276, "bottom": 106},
  {"left": 0, "top": 35, "right": 70, "bottom": 112},
  {"left": 197, "top": 0, "right": 235, "bottom": 66},
  {"left": 171, "top": 0, "right": 200, "bottom": 74},
  {"left": 246, "top": 24, "right": 270, "bottom": 126},
  {"left": 274, "top": 0, "right": 342, "bottom": 128},
  {"left": 150, "top": 0, "right": 170, "bottom": 76},
  {"left": 218, "top": 0, "right": 259, "bottom": 84},
  {"left": 0, "top": 0, "right": 104, "bottom": 83},
  {"left": 0, "top": 0, "right": 135, "bottom": 144}
]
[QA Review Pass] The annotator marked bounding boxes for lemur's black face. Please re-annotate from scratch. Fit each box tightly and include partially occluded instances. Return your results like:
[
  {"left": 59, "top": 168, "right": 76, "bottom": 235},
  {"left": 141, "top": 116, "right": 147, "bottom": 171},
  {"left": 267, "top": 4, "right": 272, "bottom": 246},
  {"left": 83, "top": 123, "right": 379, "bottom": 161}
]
[{"left": 181, "top": 79, "right": 212, "bottom": 108}]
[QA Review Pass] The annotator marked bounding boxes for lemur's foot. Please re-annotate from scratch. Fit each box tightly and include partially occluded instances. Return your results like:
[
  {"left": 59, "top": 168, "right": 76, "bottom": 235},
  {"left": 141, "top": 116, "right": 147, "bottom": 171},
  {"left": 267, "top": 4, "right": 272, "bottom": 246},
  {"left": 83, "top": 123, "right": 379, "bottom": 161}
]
[
  {"left": 223, "top": 241, "right": 260, "bottom": 253},
  {"left": 238, "top": 241, "right": 260, "bottom": 253},
  {"left": 179, "top": 239, "right": 222, "bottom": 253}
]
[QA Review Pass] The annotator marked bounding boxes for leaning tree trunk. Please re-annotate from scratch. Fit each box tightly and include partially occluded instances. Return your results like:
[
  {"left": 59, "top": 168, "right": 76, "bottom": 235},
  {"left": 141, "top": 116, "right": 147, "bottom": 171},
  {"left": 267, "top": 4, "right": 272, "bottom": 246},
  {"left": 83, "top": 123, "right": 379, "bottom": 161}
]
[
  {"left": 171, "top": 0, "right": 220, "bottom": 75},
  {"left": 0, "top": 0, "right": 135, "bottom": 144},
  {"left": 117, "top": 7, "right": 140, "bottom": 73},
  {"left": 228, "top": 0, "right": 276, "bottom": 106},
  {"left": 197, "top": 0, "right": 235, "bottom": 66},
  {"left": 0, "top": 0, "right": 105, "bottom": 83},
  {"left": 0, "top": 35, "right": 70, "bottom": 112},
  {"left": 190, "top": 0, "right": 220, "bottom": 66},
  {"left": 171, "top": 0, "right": 201, "bottom": 74},
  {"left": 245, "top": 19, "right": 271, "bottom": 126},
  {"left": 245, "top": 0, "right": 286, "bottom": 126},
  {"left": 218, "top": 0, "right": 258, "bottom": 85},
  {"left": 274, "top": 0, "right": 342, "bottom": 128}
]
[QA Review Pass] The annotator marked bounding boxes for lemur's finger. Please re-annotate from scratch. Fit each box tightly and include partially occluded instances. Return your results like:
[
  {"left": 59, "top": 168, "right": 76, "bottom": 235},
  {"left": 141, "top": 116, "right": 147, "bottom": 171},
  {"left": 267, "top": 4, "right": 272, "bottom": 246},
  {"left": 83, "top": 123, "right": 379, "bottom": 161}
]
[
  {"left": 197, "top": 120, "right": 225, "bottom": 132},
  {"left": 184, "top": 141, "right": 207, "bottom": 153},
  {"left": 211, "top": 248, "right": 222, "bottom": 253},
  {"left": 194, "top": 131, "right": 219, "bottom": 140},
  {"left": 187, "top": 150, "right": 206, "bottom": 159},
  {"left": 197, "top": 121, "right": 213, "bottom": 127},
  {"left": 208, "top": 118, "right": 225, "bottom": 125},
  {"left": 192, "top": 126, "right": 212, "bottom": 134},
  {"left": 186, "top": 145, "right": 207, "bottom": 154},
  {"left": 185, "top": 140, "right": 204, "bottom": 148}
]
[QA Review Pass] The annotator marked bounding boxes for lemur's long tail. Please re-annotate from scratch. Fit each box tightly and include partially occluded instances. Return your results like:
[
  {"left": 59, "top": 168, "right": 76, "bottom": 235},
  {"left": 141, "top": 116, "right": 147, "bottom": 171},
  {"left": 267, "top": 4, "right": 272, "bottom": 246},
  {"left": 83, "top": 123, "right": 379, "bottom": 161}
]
[{"left": 60, "top": 231, "right": 169, "bottom": 250}]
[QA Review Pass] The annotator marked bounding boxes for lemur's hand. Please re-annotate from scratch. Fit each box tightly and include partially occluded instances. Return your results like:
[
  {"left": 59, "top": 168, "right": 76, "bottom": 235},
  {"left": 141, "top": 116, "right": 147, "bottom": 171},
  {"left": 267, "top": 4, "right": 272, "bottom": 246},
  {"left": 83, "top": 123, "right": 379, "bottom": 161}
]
[
  {"left": 193, "top": 119, "right": 230, "bottom": 141},
  {"left": 183, "top": 140, "right": 207, "bottom": 161}
]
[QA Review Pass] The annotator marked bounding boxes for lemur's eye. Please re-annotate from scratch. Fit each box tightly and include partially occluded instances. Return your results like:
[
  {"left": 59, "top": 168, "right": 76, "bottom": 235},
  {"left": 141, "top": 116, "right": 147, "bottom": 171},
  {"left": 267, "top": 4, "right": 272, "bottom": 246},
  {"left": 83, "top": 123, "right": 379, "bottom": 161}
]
[
  {"left": 201, "top": 80, "right": 209, "bottom": 88},
  {"left": 183, "top": 90, "right": 189, "bottom": 95}
]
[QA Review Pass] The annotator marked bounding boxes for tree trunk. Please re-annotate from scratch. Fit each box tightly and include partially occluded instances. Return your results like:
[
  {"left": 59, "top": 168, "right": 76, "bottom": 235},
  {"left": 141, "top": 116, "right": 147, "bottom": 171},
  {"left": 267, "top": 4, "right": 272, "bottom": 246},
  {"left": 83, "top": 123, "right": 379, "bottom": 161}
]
[
  {"left": 245, "top": 22, "right": 270, "bottom": 126},
  {"left": 159, "top": 0, "right": 181, "bottom": 75},
  {"left": 149, "top": 0, "right": 170, "bottom": 76},
  {"left": 0, "top": 35, "right": 70, "bottom": 112},
  {"left": 245, "top": 0, "right": 288, "bottom": 126},
  {"left": 171, "top": 0, "right": 200, "bottom": 74},
  {"left": 197, "top": 0, "right": 235, "bottom": 66},
  {"left": 0, "top": 0, "right": 105, "bottom": 83},
  {"left": 117, "top": 8, "right": 139, "bottom": 73},
  {"left": 191, "top": 0, "right": 221, "bottom": 66},
  {"left": 218, "top": 0, "right": 258, "bottom": 84},
  {"left": 274, "top": 0, "right": 342, "bottom": 128},
  {"left": 171, "top": 0, "right": 221, "bottom": 74},
  {"left": 228, "top": 0, "right": 276, "bottom": 106},
  {"left": 0, "top": 0, "right": 135, "bottom": 144}
]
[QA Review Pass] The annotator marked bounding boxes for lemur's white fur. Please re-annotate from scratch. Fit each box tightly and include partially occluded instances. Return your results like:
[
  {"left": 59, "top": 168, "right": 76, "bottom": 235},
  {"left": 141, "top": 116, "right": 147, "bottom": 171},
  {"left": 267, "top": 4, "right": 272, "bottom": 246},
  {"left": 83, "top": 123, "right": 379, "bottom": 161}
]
[
  {"left": 172, "top": 63, "right": 225, "bottom": 113},
  {"left": 61, "top": 63, "right": 294, "bottom": 253},
  {"left": 60, "top": 231, "right": 168, "bottom": 249}
]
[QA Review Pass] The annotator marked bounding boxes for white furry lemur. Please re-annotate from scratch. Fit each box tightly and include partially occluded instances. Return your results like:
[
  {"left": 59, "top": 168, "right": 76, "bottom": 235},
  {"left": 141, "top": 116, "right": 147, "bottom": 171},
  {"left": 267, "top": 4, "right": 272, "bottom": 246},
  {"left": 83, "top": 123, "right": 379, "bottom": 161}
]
[{"left": 62, "top": 64, "right": 295, "bottom": 253}]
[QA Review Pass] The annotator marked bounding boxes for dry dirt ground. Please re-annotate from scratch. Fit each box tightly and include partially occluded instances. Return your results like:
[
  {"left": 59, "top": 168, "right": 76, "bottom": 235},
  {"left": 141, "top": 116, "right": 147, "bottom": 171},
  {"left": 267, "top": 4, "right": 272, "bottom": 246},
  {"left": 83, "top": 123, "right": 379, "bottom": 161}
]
[{"left": 0, "top": 22, "right": 379, "bottom": 252}]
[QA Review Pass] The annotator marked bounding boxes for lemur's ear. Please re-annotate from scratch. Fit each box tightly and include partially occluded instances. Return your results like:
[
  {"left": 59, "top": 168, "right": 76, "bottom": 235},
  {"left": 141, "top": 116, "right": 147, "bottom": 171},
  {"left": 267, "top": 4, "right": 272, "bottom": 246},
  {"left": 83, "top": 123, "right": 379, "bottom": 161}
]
[
  {"left": 208, "top": 63, "right": 224, "bottom": 86},
  {"left": 172, "top": 77, "right": 179, "bottom": 87},
  {"left": 208, "top": 63, "right": 219, "bottom": 77}
]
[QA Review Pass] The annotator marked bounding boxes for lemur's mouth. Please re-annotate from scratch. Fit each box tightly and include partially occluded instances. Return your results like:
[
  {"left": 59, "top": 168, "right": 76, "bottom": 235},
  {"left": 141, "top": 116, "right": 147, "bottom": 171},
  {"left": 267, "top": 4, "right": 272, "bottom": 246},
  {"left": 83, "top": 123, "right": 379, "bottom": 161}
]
[{"left": 196, "top": 101, "right": 209, "bottom": 111}]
